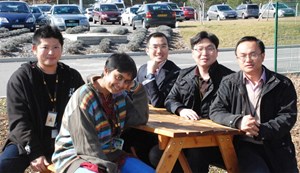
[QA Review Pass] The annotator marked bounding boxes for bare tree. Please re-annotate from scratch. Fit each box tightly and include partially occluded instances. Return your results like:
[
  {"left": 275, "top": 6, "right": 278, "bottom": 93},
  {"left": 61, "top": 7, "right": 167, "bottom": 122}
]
[{"left": 190, "top": 0, "right": 206, "bottom": 24}]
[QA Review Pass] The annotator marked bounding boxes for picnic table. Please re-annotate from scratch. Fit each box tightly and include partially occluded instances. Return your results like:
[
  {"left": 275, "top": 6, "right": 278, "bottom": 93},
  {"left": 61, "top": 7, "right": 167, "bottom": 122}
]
[{"left": 133, "top": 105, "right": 242, "bottom": 173}]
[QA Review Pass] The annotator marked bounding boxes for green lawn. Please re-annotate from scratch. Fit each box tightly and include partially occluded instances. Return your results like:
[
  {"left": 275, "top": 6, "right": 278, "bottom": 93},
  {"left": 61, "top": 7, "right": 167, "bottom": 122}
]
[{"left": 178, "top": 17, "right": 300, "bottom": 49}]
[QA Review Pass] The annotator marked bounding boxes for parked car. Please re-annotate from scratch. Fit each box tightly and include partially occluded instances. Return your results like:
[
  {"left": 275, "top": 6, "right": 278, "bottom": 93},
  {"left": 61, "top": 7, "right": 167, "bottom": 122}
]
[
  {"left": 158, "top": 2, "right": 184, "bottom": 22},
  {"left": 114, "top": 2, "right": 126, "bottom": 13},
  {"left": 259, "top": 2, "right": 295, "bottom": 18},
  {"left": 236, "top": 3, "right": 259, "bottom": 19},
  {"left": 30, "top": 6, "right": 50, "bottom": 27},
  {"left": 93, "top": 3, "right": 121, "bottom": 25},
  {"left": 32, "top": 4, "right": 52, "bottom": 14},
  {"left": 180, "top": 6, "right": 195, "bottom": 20},
  {"left": 84, "top": 7, "right": 93, "bottom": 21},
  {"left": 0, "top": 1, "right": 36, "bottom": 31},
  {"left": 120, "top": 6, "right": 139, "bottom": 26},
  {"left": 48, "top": 4, "right": 90, "bottom": 31},
  {"left": 206, "top": 4, "right": 237, "bottom": 21},
  {"left": 132, "top": 3, "right": 176, "bottom": 30}
]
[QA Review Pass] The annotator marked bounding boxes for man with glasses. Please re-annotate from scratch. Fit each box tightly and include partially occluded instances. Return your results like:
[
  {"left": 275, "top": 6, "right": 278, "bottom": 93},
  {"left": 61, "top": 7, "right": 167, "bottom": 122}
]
[
  {"left": 121, "top": 32, "right": 180, "bottom": 166},
  {"left": 155, "top": 31, "right": 234, "bottom": 172},
  {"left": 210, "top": 36, "right": 298, "bottom": 172}
]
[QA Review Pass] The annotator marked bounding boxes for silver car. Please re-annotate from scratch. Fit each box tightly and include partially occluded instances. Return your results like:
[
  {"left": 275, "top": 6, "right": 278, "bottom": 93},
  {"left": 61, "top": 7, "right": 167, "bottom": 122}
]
[
  {"left": 207, "top": 4, "right": 237, "bottom": 21},
  {"left": 236, "top": 4, "right": 259, "bottom": 19},
  {"left": 48, "top": 4, "right": 90, "bottom": 31},
  {"left": 259, "top": 3, "right": 295, "bottom": 18}
]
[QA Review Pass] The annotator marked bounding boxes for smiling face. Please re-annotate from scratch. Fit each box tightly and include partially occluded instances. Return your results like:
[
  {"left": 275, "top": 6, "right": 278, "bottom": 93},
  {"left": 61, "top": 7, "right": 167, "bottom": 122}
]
[
  {"left": 236, "top": 40, "right": 265, "bottom": 77},
  {"left": 192, "top": 38, "right": 218, "bottom": 70},
  {"left": 32, "top": 37, "right": 62, "bottom": 74},
  {"left": 102, "top": 69, "right": 133, "bottom": 94},
  {"left": 146, "top": 36, "right": 169, "bottom": 64}
]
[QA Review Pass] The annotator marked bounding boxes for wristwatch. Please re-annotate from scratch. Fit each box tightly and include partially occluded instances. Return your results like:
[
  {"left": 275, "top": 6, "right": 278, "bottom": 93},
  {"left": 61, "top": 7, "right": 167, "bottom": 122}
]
[{"left": 146, "top": 73, "right": 155, "bottom": 80}]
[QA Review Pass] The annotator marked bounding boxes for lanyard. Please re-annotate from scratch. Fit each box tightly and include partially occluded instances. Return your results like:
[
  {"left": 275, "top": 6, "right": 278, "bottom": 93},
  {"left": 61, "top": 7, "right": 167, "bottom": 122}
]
[{"left": 41, "top": 72, "right": 59, "bottom": 112}]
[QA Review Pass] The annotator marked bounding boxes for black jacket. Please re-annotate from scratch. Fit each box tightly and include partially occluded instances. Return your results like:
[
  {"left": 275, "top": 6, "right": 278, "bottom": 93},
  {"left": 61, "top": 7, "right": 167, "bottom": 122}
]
[
  {"left": 4, "top": 61, "right": 84, "bottom": 162},
  {"left": 136, "top": 60, "right": 180, "bottom": 108},
  {"left": 165, "top": 61, "right": 234, "bottom": 118},
  {"left": 210, "top": 66, "right": 298, "bottom": 172}
]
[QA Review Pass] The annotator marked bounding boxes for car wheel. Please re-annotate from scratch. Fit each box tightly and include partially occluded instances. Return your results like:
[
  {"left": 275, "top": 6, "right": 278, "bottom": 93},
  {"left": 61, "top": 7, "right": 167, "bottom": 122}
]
[
  {"left": 217, "top": 16, "right": 221, "bottom": 21},
  {"left": 129, "top": 19, "right": 133, "bottom": 26},
  {"left": 93, "top": 17, "right": 96, "bottom": 24},
  {"left": 121, "top": 19, "right": 125, "bottom": 26},
  {"left": 112, "top": 22, "right": 115, "bottom": 24},
  {"left": 132, "top": 22, "right": 136, "bottom": 30},
  {"left": 242, "top": 13, "right": 245, "bottom": 19},
  {"left": 142, "top": 20, "right": 146, "bottom": 28},
  {"left": 206, "top": 16, "right": 210, "bottom": 21},
  {"left": 100, "top": 18, "right": 103, "bottom": 25},
  {"left": 170, "top": 24, "right": 176, "bottom": 28}
]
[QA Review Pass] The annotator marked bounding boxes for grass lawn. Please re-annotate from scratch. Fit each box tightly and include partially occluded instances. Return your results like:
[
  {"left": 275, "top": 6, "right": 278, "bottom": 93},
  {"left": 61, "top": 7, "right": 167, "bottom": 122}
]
[{"left": 178, "top": 17, "right": 300, "bottom": 48}]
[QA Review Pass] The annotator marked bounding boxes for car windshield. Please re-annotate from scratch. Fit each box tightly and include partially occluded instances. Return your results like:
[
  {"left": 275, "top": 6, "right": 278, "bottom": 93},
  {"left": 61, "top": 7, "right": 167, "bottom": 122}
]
[
  {"left": 248, "top": 5, "right": 258, "bottom": 9},
  {"left": 149, "top": 4, "right": 171, "bottom": 11},
  {"left": 168, "top": 3, "right": 179, "bottom": 10},
  {"left": 37, "top": 5, "right": 51, "bottom": 12},
  {"left": 0, "top": 2, "right": 29, "bottom": 13},
  {"left": 217, "top": 5, "right": 232, "bottom": 11},
  {"left": 275, "top": 3, "right": 289, "bottom": 9},
  {"left": 100, "top": 5, "right": 118, "bottom": 11},
  {"left": 54, "top": 6, "right": 81, "bottom": 14},
  {"left": 130, "top": 7, "right": 138, "bottom": 13},
  {"left": 30, "top": 7, "right": 42, "bottom": 13}
]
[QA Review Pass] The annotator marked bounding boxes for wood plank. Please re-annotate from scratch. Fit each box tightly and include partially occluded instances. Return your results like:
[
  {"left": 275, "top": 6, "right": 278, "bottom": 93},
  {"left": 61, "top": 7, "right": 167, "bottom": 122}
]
[
  {"left": 216, "top": 135, "right": 239, "bottom": 173},
  {"left": 156, "top": 138, "right": 184, "bottom": 173}
]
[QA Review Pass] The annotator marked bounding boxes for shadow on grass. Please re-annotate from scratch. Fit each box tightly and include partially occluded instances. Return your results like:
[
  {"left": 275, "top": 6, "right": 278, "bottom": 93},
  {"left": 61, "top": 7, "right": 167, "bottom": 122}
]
[{"left": 177, "top": 25, "right": 198, "bottom": 29}]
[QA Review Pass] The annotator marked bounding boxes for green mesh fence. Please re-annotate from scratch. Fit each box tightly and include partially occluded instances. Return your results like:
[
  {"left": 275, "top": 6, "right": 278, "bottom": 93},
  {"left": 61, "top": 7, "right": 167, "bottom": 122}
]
[{"left": 275, "top": 1, "right": 300, "bottom": 73}]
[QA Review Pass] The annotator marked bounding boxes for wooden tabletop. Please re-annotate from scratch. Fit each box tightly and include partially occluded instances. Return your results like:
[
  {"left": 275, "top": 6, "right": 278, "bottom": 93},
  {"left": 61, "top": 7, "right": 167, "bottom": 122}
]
[{"left": 135, "top": 106, "right": 241, "bottom": 138}]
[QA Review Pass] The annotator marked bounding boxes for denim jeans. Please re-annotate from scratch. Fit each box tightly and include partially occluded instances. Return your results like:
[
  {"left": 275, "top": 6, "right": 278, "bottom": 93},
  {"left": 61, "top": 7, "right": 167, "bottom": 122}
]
[{"left": 0, "top": 144, "right": 30, "bottom": 173}]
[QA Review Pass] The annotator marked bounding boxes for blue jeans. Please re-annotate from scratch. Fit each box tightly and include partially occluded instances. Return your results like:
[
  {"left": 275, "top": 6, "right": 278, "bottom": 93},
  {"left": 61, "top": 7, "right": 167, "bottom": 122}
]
[
  {"left": 120, "top": 157, "right": 155, "bottom": 173},
  {"left": 0, "top": 144, "right": 30, "bottom": 173}
]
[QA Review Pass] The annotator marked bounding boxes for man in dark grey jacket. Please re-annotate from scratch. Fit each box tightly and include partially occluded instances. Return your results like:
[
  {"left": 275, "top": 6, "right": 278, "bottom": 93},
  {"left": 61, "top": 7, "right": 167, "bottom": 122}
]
[
  {"left": 150, "top": 31, "right": 234, "bottom": 172},
  {"left": 210, "top": 36, "right": 298, "bottom": 173}
]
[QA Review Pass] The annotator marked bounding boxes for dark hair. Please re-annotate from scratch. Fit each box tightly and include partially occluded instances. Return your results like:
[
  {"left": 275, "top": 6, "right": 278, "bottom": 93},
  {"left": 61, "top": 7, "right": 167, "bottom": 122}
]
[
  {"left": 105, "top": 53, "right": 137, "bottom": 80},
  {"left": 32, "top": 25, "right": 64, "bottom": 46},
  {"left": 146, "top": 32, "right": 169, "bottom": 47},
  {"left": 235, "top": 36, "right": 265, "bottom": 55},
  {"left": 190, "top": 31, "right": 219, "bottom": 49}
]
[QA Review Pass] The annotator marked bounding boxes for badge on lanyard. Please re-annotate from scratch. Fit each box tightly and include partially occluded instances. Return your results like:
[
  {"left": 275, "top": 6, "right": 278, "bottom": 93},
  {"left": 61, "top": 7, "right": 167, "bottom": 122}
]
[
  {"left": 51, "top": 129, "right": 58, "bottom": 138},
  {"left": 45, "top": 111, "right": 57, "bottom": 127},
  {"left": 113, "top": 138, "right": 124, "bottom": 150}
]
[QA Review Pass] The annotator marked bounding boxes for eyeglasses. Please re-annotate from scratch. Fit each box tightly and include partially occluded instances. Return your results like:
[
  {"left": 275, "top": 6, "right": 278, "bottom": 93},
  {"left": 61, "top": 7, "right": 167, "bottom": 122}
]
[
  {"left": 193, "top": 46, "right": 216, "bottom": 53},
  {"left": 237, "top": 53, "right": 262, "bottom": 62}
]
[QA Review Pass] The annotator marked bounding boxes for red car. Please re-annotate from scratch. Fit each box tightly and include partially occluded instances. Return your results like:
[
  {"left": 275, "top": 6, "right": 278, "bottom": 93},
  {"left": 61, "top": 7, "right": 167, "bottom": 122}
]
[{"left": 180, "top": 6, "right": 195, "bottom": 20}]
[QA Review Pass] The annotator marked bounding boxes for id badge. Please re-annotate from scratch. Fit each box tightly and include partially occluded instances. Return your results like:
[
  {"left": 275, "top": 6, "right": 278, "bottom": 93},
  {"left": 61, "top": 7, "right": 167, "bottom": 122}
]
[
  {"left": 51, "top": 129, "right": 58, "bottom": 138},
  {"left": 45, "top": 111, "right": 57, "bottom": 127},
  {"left": 113, "top": 138, "right": 124, "bottom": 150}
]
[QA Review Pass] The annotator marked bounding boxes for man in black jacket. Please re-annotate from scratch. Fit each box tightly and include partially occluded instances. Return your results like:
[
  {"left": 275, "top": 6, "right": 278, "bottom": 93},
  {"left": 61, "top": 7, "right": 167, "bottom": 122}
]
[
  {"left": 210, "top": 36, "right": 298, "bottom": 172},
  {"left": 155, "top": 31, "right": 234, "bottom": 172},
  {"left": 0, "top": 25, "right": 84, "bottom": 173}
]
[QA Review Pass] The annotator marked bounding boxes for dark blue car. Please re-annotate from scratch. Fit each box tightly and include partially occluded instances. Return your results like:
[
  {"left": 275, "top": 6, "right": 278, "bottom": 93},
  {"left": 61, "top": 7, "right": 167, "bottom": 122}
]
[{"left": 0, "top": 1, "right": 36, "bottom": 32}]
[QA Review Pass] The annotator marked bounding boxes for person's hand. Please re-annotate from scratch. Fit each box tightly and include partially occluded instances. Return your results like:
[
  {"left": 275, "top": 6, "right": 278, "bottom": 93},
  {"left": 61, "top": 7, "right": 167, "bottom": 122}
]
[
  {"left": 177, "top": 108, "right": 200, "bottom": 120},
  {"left": 237, "top": 115, "right": 260, "bottom": 137},
  {"left": 30, "top": 155, "right": 49, "bottom": 172},
  {"left": 147, "top": 60, "right": 159, "bottom": 74}
]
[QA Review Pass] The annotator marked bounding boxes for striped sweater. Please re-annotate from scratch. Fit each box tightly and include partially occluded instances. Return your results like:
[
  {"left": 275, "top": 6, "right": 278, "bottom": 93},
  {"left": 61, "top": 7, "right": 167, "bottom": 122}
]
[{"left": 52, "top": 82, "right": 144, "bottom": 173}]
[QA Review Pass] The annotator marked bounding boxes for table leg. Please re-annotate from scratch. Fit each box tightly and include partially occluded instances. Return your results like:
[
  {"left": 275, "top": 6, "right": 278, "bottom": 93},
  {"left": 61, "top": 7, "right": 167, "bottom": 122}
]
[
  {"left": 178, "top": 151, "right": 192, "bottom": 173},
  {"left": 156, "top": 138, "right": 184, "bottom": 173},
  {"left": 216, "top": 135, "right": 239, "bottom": 173}
]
